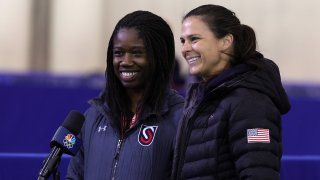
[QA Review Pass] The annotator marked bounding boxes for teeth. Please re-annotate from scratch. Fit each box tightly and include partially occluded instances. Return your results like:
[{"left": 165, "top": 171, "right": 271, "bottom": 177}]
[
  {"left": 121, "top": 72, "right": 137, "bottom": 77},
  {"left": 188, "top": 57, "right": 200, "bottom": 64}
]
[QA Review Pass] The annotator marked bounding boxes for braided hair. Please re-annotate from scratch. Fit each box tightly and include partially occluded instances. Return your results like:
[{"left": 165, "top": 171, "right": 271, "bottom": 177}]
[{"left": 104, "top": 10, "right": 175, "bottom": 130}]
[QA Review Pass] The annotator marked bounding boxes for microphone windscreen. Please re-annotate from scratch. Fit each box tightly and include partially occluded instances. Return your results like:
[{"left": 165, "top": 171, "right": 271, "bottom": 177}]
[{"left": 62, "top": 111, "right": 85, "bottom": 135}]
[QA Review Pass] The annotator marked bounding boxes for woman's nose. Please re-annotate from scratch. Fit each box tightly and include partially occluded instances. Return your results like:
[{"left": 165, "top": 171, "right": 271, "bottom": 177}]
[
  {"left": 121, "top": 53, "right": 133, "bottom": 65},
  {"left": 181, "top": 41, "right": 192, "bottom": 54}
]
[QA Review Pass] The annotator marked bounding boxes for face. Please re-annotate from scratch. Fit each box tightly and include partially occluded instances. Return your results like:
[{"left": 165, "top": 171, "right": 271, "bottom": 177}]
[
  {"left": 113, "top": 28, "right": 149, "bottom": 91},
  {"left": 180, "top": 16, "right": 231, "bottom": 80}
]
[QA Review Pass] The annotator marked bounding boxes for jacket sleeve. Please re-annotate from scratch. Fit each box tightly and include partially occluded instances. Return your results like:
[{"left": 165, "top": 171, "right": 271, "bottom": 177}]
[
  {"left": 65, "top": 134, "right": 84, "bottom": 180},
  {"left": 227, "top": 90, "right": 282, "bottom": 180}
]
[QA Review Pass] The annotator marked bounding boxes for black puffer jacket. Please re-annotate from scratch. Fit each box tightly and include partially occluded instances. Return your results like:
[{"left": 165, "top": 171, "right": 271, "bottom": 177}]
[{"left": 172, "top": 58, "right": 291, "bottom": 180}]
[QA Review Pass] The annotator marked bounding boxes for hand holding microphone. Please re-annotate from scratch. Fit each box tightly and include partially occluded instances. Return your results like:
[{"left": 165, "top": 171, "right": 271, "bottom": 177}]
[{"left": 38, "top": 111, "right": 85, "bottom": 180}]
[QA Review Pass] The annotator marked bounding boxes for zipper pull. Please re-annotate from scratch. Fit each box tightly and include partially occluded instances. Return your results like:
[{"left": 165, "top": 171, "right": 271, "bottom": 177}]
[{"left": 114, "top": 139, "right": 122, "bottom": 160}]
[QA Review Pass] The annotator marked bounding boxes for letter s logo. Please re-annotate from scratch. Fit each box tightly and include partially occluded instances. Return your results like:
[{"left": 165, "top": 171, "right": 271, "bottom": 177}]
[{"left": 138, "top": 125, "right": 158, "bottom": 146}]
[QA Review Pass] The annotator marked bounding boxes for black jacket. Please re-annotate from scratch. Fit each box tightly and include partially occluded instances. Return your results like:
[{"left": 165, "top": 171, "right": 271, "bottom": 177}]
[
  {"left": 172, "top": 58, "right": 291, "bottom": 180},
  {"left": 67, "top": 90, "right": 184, "bottom": 180}
]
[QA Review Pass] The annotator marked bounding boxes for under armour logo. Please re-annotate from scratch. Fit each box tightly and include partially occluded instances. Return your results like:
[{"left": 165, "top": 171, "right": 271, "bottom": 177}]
[
  {"left": 208, "top": 114, "right": 215, "bottom": 120},
  {"left": 98, "top": 125, "right": 107, "bottom": 132}
]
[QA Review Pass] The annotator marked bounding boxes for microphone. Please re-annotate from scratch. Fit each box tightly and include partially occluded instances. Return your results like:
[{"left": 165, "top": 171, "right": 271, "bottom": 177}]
[{"left": 38, "top": 111, "right": 85, "bottom": 180}]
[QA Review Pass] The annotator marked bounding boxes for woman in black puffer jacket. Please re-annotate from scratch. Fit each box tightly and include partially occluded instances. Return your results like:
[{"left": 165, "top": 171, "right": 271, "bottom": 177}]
[{"left": 172, "top": 4, "right": 291, "bottom": 180}]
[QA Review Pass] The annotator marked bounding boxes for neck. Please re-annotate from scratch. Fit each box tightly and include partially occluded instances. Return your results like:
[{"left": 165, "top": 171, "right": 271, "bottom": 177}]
[{"left": 126, "top": 89, "right": 142, "bottom": 112}]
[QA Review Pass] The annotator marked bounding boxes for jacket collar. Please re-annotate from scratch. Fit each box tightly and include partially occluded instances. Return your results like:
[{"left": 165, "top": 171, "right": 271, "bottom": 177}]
[
  {"left": 89, "top": 89, "right": 174, "bottom": 119},
  {"left": 187, "top": 64, "right": 255, "bottom": 105}
]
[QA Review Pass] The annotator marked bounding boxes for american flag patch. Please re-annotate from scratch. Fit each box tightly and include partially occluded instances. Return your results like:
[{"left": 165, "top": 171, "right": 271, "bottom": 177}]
[{"left": 247, "top": 128, "right": 270, "bottom": 143}]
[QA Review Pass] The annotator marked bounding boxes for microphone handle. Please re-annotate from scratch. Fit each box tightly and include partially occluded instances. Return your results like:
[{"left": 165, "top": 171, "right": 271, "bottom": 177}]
[{"left": 38, "top": 146, "right": 63, "bottom": 180}]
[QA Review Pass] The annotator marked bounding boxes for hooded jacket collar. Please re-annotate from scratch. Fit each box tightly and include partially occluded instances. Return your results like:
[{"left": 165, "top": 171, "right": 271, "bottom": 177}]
[{"left": 186, "top": 58, "right": 291, "bottom": 115}]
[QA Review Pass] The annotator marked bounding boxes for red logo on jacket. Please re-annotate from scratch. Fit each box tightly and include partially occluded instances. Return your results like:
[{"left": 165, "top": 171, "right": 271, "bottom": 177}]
[{"left": 138, "top": 125, "right": 158, "bottom": 146}]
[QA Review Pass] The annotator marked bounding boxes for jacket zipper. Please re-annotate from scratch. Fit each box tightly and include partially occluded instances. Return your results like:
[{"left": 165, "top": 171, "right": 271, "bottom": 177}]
[
  {"left": 175, "top": 85, "right": 221, "bottom": 179},
  {"left": 175, "top": 106, "right": 196, "bottom": 179},
  {"left": 111, "top": 139, "right": 123, "bottom": 180},
  {"left": 110, "top": 114, "right": 143, "bottom": 180},
  {"left": 175, "top": 85, "right": 226, "bottom": 179}
]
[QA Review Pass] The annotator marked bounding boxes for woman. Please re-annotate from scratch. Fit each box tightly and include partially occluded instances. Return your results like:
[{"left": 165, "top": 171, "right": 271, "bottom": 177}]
[
  {"left": 67, "top": 11, "right": 184, "bottom": 180},
  {"left": 172, "top": 4, "right": 291, "bottom": 180}
]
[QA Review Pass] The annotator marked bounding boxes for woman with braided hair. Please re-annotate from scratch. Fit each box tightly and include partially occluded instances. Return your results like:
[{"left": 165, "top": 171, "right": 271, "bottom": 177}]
[{"left": 67, "top": 10, "right": 183, "bottom": 180}]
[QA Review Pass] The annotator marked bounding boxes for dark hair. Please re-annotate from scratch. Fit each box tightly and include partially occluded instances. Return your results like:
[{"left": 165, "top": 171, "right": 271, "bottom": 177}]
[
  {"left": 183, "top": 4, "right": 261, "bottom": 66},
  {"left": 104, "top": 10, "right": 175, "bottom": 129}
]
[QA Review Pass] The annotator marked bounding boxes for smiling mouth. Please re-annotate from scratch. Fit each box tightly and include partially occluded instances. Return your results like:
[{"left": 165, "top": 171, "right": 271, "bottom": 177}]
[
  {"left": 187, "top": 57, "right": 200, "bottom": 65},
  {"left": 120, "top": 71, "right": 137, "bottom": 79}
]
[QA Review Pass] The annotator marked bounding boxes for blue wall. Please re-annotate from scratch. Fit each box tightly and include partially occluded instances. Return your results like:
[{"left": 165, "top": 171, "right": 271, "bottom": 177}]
[
  {"left": 0, "top": 73, "right": 319, "bottom": 179},
  {"left": 281, "top": 84, "right": 320, "bottom": 179},
  {"left": 0, "top": 73, "right": 102, "bottom": 179}
]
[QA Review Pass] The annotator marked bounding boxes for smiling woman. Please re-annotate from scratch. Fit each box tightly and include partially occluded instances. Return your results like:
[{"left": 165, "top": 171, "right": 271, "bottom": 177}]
[
  {"left": 66, "top": 10, "right": 184, "bottom": 180},
  {"left": 172, "top": 4, "right": 291, "bottom": 180},
  {"left": 180, "top": 15, "right": 232, "bottom": 80},
  {"left": 112, "top": 28, "right": 149, "bottom": 92}
]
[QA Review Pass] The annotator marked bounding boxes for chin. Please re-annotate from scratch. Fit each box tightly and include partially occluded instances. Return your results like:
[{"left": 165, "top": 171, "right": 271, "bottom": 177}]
[{"left": 189, "top": 70, "right": 200, "bottom": 76}]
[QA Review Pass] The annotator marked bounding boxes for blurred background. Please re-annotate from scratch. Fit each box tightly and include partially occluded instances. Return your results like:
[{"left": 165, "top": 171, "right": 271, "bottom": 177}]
[{"left": 1, "top": 0, "right": 319, "bottom": 179}]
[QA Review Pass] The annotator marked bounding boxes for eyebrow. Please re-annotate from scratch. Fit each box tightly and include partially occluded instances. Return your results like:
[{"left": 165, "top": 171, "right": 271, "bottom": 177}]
[
  {"left": 180, "top": 34, "right": 201, "bottom": 39},
  {"left": 113, "top": 45, "right": 145, "bottom": 49}
]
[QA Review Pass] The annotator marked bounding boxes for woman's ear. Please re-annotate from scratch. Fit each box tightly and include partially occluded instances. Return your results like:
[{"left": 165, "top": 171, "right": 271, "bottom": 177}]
[{"left": 220, "top": 33, "right": 234, "bottom": 51}]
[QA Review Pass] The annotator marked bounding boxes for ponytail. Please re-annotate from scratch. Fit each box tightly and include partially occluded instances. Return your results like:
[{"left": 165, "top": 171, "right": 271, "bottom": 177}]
[{"left": 238, "top": 25, "right": 256, "bottom": 60}]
